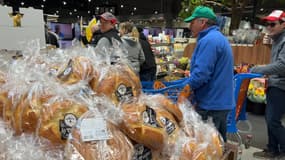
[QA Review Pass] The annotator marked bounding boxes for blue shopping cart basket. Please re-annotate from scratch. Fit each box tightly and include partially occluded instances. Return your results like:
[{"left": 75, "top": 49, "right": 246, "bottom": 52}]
[
  {"left": 226, "top": 73, "right": 263, "bottom": 146},
  {"left": 141, "top": 78, "right": 188, "bottom": 103}
]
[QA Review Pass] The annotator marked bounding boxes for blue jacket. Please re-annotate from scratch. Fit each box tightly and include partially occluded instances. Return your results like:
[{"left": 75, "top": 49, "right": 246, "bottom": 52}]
[{"left": 187, "top": 26, "right": 235, "bottom": 110}]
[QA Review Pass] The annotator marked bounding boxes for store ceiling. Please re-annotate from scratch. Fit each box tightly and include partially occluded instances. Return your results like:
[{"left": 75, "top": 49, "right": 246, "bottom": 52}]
[
  {"left": 2, "top": 0, "right": 285, "bottom": 22},
  {"left": 3, "top": 0, "right": 181, "bottom": 18}
]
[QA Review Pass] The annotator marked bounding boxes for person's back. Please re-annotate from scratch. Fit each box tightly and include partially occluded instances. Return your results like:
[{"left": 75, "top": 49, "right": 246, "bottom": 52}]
[
  {"left": 138, "top": 34, "right": 157, "bottom": 81},
  {"left": 119, "top": 22, "right": 145, "bottom": 75},
  {"left": 191, "top": 26, "right": 234, "bottom": 110}
]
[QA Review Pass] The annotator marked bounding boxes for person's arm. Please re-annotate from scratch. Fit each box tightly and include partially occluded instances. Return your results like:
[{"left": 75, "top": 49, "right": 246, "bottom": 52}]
[
  {"left": 187, "top": 40, "right": 218, "bottom": 90},
  {"left": 251, "top": 45, "right": 285, "bottom": 76}
]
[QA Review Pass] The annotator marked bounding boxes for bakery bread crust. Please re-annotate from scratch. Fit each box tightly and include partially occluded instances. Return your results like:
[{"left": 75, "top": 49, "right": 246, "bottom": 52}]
[
  {"left": 151, "top": 95, "right": 183, "bottom": 123},
  {"left": 66, "top": 116, "right": 134, "bottom": 160},
  {"left": 0, "top": 92, "right": 13, "bottom": 122},
  {"left": 94, "top": 65, "right": 141, "bottom": 105},
  {"left": 38, "top": 100, "right": 88, "bottom": 144},
  {"left": 120, "top": 101, "right": 180, "bottom": 151},
  {"left": 12, "top": 93, "right": 52, "bottom": 135},
  {"left": 57, "top": 56, "right": 94, "bottom": 85}
]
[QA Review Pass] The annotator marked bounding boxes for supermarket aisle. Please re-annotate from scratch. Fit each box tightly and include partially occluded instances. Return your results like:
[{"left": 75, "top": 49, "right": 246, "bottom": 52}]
[{"left": 237, "top": 112, "right": 285, "bottom": 160}]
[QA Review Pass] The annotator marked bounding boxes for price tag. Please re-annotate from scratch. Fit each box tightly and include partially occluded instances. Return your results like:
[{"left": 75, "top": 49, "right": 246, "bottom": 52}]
[{"left": 80, "top": 118, "right": 110, "bottom": 142}]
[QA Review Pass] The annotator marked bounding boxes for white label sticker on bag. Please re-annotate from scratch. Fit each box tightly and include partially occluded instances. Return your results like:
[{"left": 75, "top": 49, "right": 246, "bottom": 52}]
[{"left": 80, "top": 118, "right": 110, "bottom": 142}]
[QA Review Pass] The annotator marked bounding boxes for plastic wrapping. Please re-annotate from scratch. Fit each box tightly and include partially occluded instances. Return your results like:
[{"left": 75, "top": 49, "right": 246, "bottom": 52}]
[
  {"left": 161, "top": 101, "right": 224, "bottom": 160},
  {"left": 119, "top": 94, "right": 180, "bottom": 151},
  {"left": 0, "top": 119, "right": 64, "bottom": 160},
  {"left": 91, "top": 63, "right": 141, "bottom": 105},
  {"left": 65, "top": 109, "right": 134, "bottom": 160},
  {"left": 56, "top": 56, "right": 95, "bottom": 85}
]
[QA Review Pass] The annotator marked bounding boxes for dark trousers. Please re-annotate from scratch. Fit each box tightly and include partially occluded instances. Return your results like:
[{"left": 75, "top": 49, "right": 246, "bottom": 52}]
[
  {"left": 196, "top": 108, "right": 230, "bottom": 142},
  {"left": 265, "top": 87, "right": 285, "bottom": 153}
]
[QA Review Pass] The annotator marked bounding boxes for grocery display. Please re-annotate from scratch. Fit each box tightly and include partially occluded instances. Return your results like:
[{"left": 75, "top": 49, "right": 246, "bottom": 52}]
[{"left": 0, "top": 41, "right": 224, "bottom": 159}]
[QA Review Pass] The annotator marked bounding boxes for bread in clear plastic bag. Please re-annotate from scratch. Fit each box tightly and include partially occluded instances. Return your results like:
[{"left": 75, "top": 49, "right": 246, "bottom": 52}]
[
  {"left": 119, "top": 96, "right": 180, "bottom": 151},
  {"left": 65, "top": 109, "right": 134, "bottom": 160},
  {"left": 37, "top": 98, "right": 88, "bottom": 144}
]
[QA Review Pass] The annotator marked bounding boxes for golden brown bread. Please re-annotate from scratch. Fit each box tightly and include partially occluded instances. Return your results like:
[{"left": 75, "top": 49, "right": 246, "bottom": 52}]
[
  {"left": 66, "top": 117, "right": 134, "bottom": 160},
  {"left": 38, "top": 100, "right": 88, "bottom": 144},
  {"left": 57, "top": 56, "right": 94, "bottom": 85},
  {"left": 0, "top": 92, "right": 13, "bottom": 123},
  {"left": 120, "top": 101, "right": 180, "bottom": 151},
  {"left": 151, "top": 95, "right": 183, "bottom": 123},
  {"left": 93, "top": 64, "right": 141, "bottom": 105},
  {"left": 12, "top": 93, "right": 52, "bottom": 135}
]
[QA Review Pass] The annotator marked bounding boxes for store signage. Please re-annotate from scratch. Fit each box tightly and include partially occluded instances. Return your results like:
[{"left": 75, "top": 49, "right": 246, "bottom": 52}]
[{"left": 0, "top": 5, "right": 45, "bottom": 50}]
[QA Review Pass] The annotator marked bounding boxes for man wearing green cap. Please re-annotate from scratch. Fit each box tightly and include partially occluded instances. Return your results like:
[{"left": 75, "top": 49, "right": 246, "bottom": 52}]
[{"left": 183, "top": 6, "right": 235, "bottom": 142}]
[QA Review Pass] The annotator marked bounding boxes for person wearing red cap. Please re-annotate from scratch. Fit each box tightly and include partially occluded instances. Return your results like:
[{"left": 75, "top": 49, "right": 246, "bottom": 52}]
[
  {"left": 251, "top": 10, "right": 285, "bottom": 159},
  {"left": 94, "top": 12, "right": 122, "bottom": 49}
]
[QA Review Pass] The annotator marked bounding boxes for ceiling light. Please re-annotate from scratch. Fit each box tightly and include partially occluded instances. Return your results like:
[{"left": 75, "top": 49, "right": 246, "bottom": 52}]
[
  {"left": 96, "top": 7, "right": 99, "bottom": 10},
  {"left": 69, "top": 12, "right": 72, "bottom": 15},
  {"left": 131, "top": 12, "right": 134, "bottom": 15},
  {"left": 43, "top": 0, "right": 46, "bottom": 2},
  {"left": 88, "top": 0, "right": 91, "bottom": 2},
  {"left": 74, "top": 9, "right": 77, "bottom": 12},
  {"left": 154, "top": 11, "right": 158, "bottom": 14},
  {"left": 63, "top": 1, "right": 67, "bottom": 5},
  {"left": 21, "top": 2, "right": 24, "bottom": 6},
  {"left": 120, "top": 5, "right": 124, "bottom": 8},
  {"left": 134, "top": 7, "right": 136, "bottom": 11},
  {"left": 41, "top": 4, "right": 44, "bottom": 8},
  {"left": 88, "top": 10, "right": 90, "bottom": 14},
  {"left": 185, "top": 8, "right": 189, "bottom": 12},
  {"left": 110, "top": 9, "right": 113, "bottom": 12},
  {"left": 260, "top": 8, "right": 264, "bottom": 11}
]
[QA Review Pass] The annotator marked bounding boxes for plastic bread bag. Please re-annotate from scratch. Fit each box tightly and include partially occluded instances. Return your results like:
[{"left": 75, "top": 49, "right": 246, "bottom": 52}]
[
  {"left": 141, "top": 94, "right": 183, "bottom": 123},
  {"left": 177, "top": 101, "right": 224, "bottom": 159},
  {"left": 0, "top": 119, "right": 64, "bottom": 160},
  {"left": 118, "top": 94, "right": 181, "bottom": 151},
  {"left": 1, "top": 134, "right": 64, "bottom": 160},
  {"left": 56, "top": 56, "right": 95, "bottom": 85},
  {"left": 65, "top": 108, "right": 134, "bottom": 160},
  {"left": 90, "top": 62, "right": 141, "bottom": 106}
]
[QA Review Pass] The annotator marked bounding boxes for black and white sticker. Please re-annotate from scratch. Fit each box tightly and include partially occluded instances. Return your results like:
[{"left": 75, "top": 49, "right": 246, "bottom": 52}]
[
  {"left": 142, "top": 106, "right": 162, "bottom": 128},
  {"left": 132, "top": 144, "right": 152, "bottom": 160},
  {"left": 115, "top": 84, "right": 133, "bottom": 102},
  {"left": 159, "top": 117, "right": 176, "bottom": 135},
  {"left": 60, "top": 113, "right": 77, "bottom": 140}
]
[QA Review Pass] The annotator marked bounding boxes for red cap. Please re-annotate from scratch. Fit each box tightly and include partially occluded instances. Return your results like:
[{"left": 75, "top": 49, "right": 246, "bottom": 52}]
[
  {"left": 262, "top": 10, "right": 285, "bottom": 22},
  {"left": 99, "top": 12, "right": 117, "bottom": 24}
]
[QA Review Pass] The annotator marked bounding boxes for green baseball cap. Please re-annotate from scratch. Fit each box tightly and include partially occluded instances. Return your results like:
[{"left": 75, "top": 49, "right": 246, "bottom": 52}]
[{"left": 184, "top": 6, "right": 217, "bottom": 23}]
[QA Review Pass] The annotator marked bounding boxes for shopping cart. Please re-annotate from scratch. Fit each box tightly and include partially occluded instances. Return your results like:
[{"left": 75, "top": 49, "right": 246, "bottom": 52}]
[
  {"left": 141, "top": 78, "right": 189, "bottom": 103},
  {"left": 227, "top": 73, "right": 263, "bottom": 146}
]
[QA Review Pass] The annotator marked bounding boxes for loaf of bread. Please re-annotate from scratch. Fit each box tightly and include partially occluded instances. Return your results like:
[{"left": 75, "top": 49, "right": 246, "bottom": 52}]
[
  {"left": 38, "top": 100, "right": 88, "bottom": 144},
  {"left": 12, "top": 93, "right": 52, "bottom": 135},
  {"left": 93, "top": 64, "right": 141, "bottom": 105},
  {"left": 57, "top": 56, "right": 94, "bottom": 85},
  {"left": 148, "top": 95, "right": 183, "bottom": 123},
  {"left": 120, "top": 101, "right": 180, "bottom": 150},
  {"left": 66, "top": 112, "right": 134, "bottom": 160}
]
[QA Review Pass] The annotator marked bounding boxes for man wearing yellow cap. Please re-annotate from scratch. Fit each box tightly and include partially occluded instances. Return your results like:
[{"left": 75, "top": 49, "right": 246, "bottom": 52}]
[
  {"left": 250, "top": 10, "right": 285, "bottom": 159},
  {"left": 183, "top": 6, "right": 235, "bottom": 142}
]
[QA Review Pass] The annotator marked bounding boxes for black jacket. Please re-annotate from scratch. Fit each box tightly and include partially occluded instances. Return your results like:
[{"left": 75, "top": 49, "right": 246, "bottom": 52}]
[
  {"left": 90, "top": 28, "right": 121, "bottom": 46},
  {"left": 139, "top": 38, "right": 156, "bottom": 71}
]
